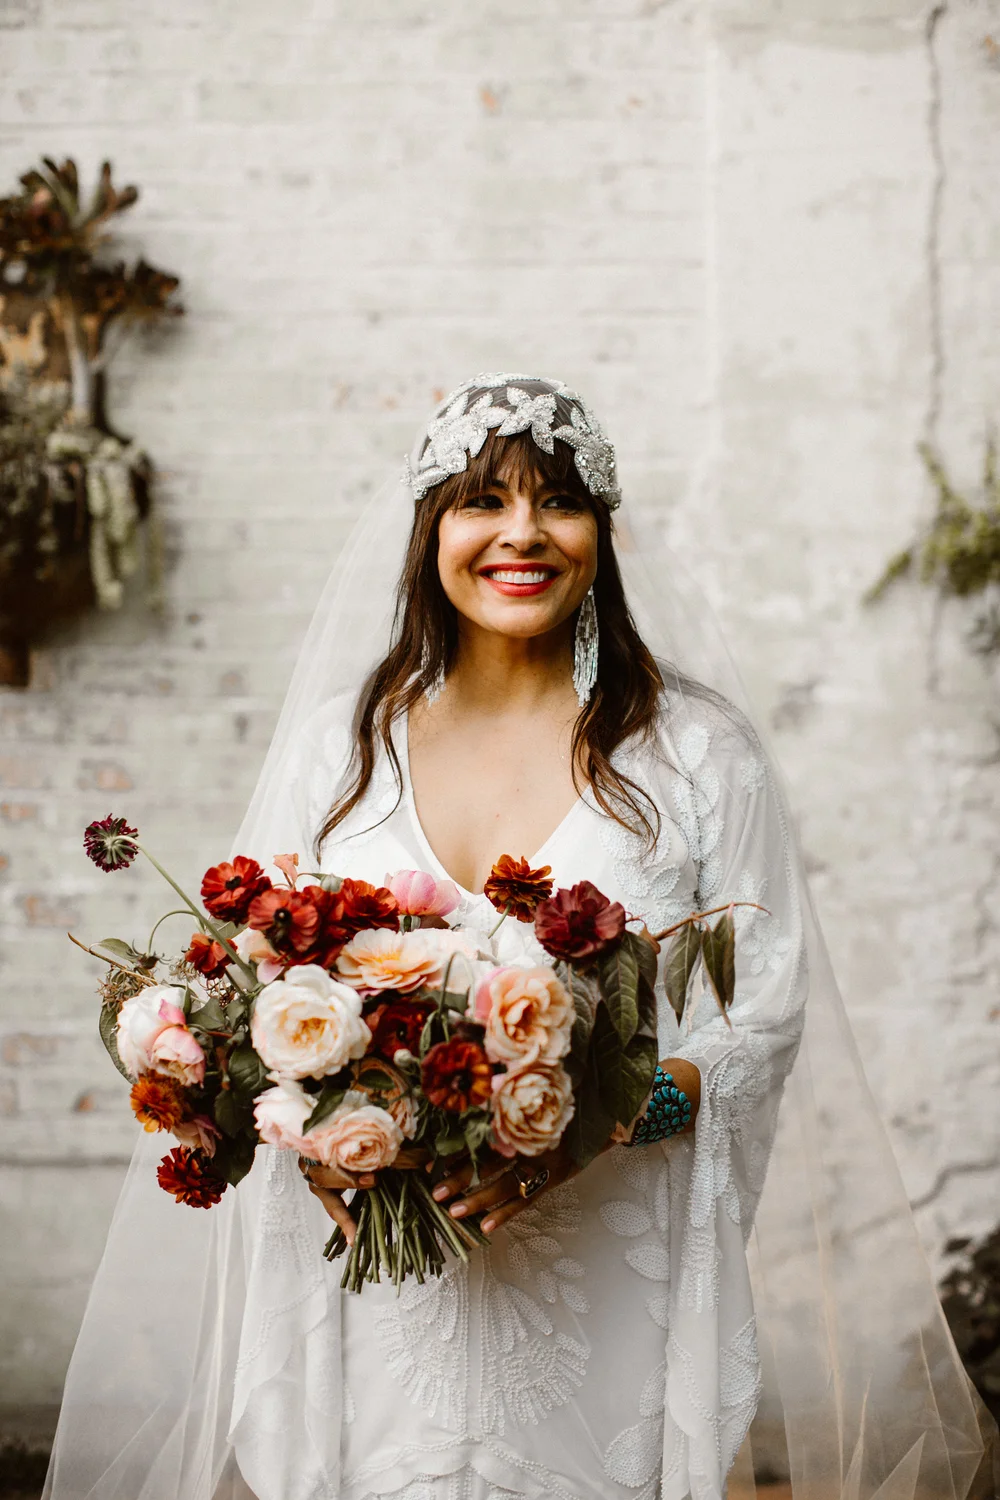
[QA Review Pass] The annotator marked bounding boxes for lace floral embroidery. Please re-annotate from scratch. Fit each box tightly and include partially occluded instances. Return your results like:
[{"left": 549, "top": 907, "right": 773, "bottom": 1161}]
[
  {"left": 374, "top": 1264, "right": 469, "bottom": 1428},
  {"left": 480, "top": 1183, "right": 590, "bottom": 1436}
]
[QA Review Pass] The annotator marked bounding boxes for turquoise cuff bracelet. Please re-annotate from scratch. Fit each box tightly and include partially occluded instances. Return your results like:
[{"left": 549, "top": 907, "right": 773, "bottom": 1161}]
[{"left": 629, "top": 1065, "right": 692, "bottom": 1146}]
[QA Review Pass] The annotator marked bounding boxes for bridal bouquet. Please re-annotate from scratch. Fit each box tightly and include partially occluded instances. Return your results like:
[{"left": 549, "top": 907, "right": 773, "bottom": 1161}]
[{"left": 78, "top": 816, "right": 741, "bottom": 1292}]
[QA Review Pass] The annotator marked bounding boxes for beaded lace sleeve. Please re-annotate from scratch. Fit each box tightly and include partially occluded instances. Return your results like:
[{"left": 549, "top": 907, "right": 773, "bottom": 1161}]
[{"left": 653, "top": 706, "right": 808, "bottom": 1499}]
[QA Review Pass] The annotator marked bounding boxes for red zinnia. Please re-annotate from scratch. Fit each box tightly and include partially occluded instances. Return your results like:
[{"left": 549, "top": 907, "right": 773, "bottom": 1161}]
[
  {"left": 338, "top": 877, "right": 399, "bottom": 937},
  {"left": 484, "top": 854, "right": 554, "bottom": 923},
  {"left": 201, "top": 856, "right": 271, "bottom": 922},
  {"left": 247, "top": 885, "right": 323, "bottom": 956},
  {"left": 156, "top": 1146, "right": 227, "bottom": 1208},
  {"left": 421, "top": 1038, "right": 492, "bottom": 1114},
  {"left": 533, "top": 880, "right": 626, "bottom": 963},
  {"left": 367, "top": 998, "right": 433, "bottom": 1060},
  {"left": 185, "top": 931, "right": 231, "bottom": 979}
]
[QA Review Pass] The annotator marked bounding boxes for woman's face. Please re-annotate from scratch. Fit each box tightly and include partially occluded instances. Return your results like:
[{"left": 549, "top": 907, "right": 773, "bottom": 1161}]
[{"left": 436, "top": 469, "right": 599, "bottom": 642}]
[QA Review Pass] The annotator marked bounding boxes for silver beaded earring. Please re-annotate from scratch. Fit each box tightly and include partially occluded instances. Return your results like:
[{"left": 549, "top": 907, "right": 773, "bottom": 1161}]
[
  {"left": 422, "top": 641, "right": 446, "bottom": 704},
  {"left": 572, "top": 587, "right": 599, "bottom": 707}
]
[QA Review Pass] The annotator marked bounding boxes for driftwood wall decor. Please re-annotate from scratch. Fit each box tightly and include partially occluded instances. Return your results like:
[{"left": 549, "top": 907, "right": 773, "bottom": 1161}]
[{"left": 0, "top": 158, "right": 182, "bottom": 686}]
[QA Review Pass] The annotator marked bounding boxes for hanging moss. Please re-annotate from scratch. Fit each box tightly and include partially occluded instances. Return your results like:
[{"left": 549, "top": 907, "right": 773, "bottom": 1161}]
[{"left": 866, "top": 439, "right": 1000, "bottom": 655}]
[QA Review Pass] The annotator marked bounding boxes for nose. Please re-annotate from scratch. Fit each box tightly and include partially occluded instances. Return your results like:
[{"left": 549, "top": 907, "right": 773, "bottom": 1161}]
[{"left": 499, "top": 494, "right": 545, "bottom": 553}]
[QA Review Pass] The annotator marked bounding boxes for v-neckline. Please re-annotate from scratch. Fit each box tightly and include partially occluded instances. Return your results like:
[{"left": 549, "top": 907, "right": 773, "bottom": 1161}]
[{"left": 395, "top": 711, "right": 589, "bottom": 900}]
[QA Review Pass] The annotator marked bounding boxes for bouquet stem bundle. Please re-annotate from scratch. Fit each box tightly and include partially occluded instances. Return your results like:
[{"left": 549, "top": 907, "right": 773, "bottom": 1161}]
[{"left": 322, "top": 1169, "right": 489, "bottom": 1291}]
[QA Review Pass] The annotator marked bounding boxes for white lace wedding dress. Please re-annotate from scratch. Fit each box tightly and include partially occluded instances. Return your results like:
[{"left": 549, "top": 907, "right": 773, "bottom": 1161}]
[{"left": 228, "top": 691, "right": 806, "bottom": 1500}]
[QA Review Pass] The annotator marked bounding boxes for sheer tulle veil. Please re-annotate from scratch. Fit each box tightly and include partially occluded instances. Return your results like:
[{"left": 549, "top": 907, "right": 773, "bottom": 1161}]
[{"left": 43, "top": 380, "right": 995, "bottom": 1500}]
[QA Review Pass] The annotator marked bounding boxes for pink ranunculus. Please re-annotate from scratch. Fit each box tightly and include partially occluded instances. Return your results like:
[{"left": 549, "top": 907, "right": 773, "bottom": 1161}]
[
  {"left": 233, "top": 925, "right": 285, "bottom": 983},
  {"left": 172, "top": 1113, "right": 221, "bottom": 1157},
  {"left": 253, "top": 1078, "right": 314, "bottom": 1153},
  {"left": 116, "top": 984, "right": 185, "bottom": 1078},
  {"left": 150, "top": 1024, "right": 206, "bottom": 1087},
  {"left": 385, "top": 868, "right": 459, "bottom": 919}
]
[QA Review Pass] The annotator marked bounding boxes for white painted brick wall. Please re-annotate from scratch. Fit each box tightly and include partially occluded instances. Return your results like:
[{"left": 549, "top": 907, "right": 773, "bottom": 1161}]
[{"left": 0, "top": 0, "right": 997, "bottom": 1411}]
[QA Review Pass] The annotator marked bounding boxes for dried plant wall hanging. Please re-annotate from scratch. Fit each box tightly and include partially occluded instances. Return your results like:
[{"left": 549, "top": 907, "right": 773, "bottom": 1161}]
[{"left": 0, "top": 157, "right": 182, "bottom": 686}]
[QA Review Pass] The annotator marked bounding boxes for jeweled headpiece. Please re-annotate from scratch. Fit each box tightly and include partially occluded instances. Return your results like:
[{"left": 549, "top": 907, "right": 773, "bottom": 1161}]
[{"left": 405, "top": 373, "right": 621, "bottom": 510}]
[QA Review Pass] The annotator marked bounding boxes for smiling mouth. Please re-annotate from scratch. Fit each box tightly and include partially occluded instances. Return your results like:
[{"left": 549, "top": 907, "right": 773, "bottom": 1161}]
[{"left": 479, "top": 565, "right": 560, "bottom": 597}]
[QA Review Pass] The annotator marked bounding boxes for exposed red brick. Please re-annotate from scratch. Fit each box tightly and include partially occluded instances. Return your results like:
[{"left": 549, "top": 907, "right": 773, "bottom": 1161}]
[
  {"left": 77, "top": 761, "right": 134, "bottom": 792},
  {"left": 0, "top": 802, "right": 39, "bottom": 823},
  {"left": 0, "top": 756, "right": 47, "bottom": 791},
  {"left": 2, "top": 1033, "right": 60, "bottom": 1066}
]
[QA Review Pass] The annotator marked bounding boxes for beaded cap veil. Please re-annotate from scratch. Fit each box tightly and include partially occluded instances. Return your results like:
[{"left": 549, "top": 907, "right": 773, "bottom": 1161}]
[{"left": 41, "top": 374, "right": 994, "bottom": 1500}]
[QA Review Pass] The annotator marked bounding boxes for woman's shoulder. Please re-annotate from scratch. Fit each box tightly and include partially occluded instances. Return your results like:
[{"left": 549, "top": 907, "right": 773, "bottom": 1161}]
[{"left": 645, "top": 677, "right": 764, "bottom": 786}]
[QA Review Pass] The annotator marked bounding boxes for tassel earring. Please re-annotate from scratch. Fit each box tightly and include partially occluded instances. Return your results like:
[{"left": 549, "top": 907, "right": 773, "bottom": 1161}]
[{"left": 572, "top": 588, "right": 599, "bottom": 707}]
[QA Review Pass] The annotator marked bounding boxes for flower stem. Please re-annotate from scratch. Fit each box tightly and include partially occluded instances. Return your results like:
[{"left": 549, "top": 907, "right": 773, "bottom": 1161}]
[
  {"left": 651, "top": 901, "right": 769, "bottom": 944},
  {"left": 487, "top": 904, "right": 510, "bottom": 939},
  {"left": 135, "top": 844, "right": 257, "bottom": 989}
]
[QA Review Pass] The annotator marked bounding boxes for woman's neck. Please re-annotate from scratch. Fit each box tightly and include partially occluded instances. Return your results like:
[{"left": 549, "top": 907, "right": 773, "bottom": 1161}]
[{"left": 446, "top": 620, "right": 577, "bottom": 716}]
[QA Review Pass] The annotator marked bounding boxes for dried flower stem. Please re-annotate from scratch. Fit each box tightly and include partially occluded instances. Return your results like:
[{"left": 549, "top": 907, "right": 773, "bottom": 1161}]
[
  {"left": 66, "top": 930, "right": 157, "bottom": 982},
  {"left": 651, "top": 901, "right": 768, "bottom": 944}
]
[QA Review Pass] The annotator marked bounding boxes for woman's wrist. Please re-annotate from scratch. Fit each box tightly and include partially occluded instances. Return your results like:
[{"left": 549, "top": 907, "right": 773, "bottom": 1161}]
[{"left": 622, "top": 1056, "right": 701, "bottom": 1147}]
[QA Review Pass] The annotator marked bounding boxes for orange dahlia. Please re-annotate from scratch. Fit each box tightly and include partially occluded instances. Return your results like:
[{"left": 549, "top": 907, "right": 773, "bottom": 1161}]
[
  {"left": 484, "top": 854, "right": 554, "bottom": 923},
  {"left": 130, "top": 1074, "right": 189, "bottom": 1133},
  {"left": 421, "top": 1038, "right": 492, "bottom": 1114},
  {"left": 156, "top": 1146, "right": 227, "bottom": 1208}
]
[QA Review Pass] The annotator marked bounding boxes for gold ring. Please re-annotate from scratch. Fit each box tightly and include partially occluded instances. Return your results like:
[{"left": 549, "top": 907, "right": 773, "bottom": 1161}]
[{"left": 512, "top": 1162, "right": 550, "bottom": 1200}]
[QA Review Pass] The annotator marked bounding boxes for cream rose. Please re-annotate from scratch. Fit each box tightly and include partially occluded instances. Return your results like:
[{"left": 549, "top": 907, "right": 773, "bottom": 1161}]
[
  {"left": 474, "top": 965, "right": 573, "bottom": 1069},
  {"left": 303, "top": 1093, "right": 403, "bottom": 1173},
  {"left": 336, "top": 927, "right": 478, "bottom": 995},
  {"left": 253, "top": 1078, "right": 314, "bottom": 1152},
  {"left": 116, "top": 985, "right": 184, "bottom": 1078},
  {"left": 251, "top": 965, "right": 370, "bottom": 1080},
  {"left": 172, "top": 1114, "right": 221, "bottom": 1156},
  {"left": 491, "top": 1062, "right": 575, "bottom": 1158}
]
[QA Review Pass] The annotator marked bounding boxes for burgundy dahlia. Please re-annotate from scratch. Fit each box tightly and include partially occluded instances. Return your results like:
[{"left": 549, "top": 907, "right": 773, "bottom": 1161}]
[
  {"left": 533, "top": 880, "right": 626, "bottom": 963},
  {"left": 83, "top": 815, "right": 139, "bottom": 872},
  {"left": 200, "top": 856, "right": 271, "bottom": 923},
  {"left": 156, "top": 1146, "right": 227, "bottom": 1208}
]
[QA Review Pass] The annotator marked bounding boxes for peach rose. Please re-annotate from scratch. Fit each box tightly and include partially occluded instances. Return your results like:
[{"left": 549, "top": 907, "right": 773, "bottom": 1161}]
[
  {"left": 233, "top": 925, "right": 284, "bottom": 983},
  {"left": 116, "top": 985, "right": 184, "bottom": 1078},
  {"left": 336, "top": 928, "right": 479, "bottom": 995},
  {"left": 303, "top": 1093, "right": 403, "bottom": 1173},
  {"left": 150, "top": 1022, "right": 206, "bottom": 1087},
  {"left": 251, "top": 966, "right": 370, "bottom": 1080},
  {"left": 473, "top": 965, "right": 573, "bottom": 1069},
  {"left": 385, "top": 869, "right": 459, "bottom": 918},
  {"left": 253, "top": 1078, "right": 314, "bottom": 1152},
  {"left": 491, "top": 1062, "right": 575, "bottom": 1158}
]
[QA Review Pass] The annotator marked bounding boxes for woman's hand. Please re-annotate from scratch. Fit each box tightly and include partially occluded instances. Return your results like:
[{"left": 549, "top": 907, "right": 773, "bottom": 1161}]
[
  {"left": 299, "top": 1145, "right": 432, "bottom": 1244},
  {"left": 431, "top": 1141, "right": 580, "bottom": 1235}
]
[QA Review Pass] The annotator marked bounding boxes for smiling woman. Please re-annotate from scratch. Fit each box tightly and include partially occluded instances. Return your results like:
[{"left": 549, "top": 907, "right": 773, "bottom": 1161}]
[{"left": 43, "top": 375, "right": 992, "bottom": 1500}]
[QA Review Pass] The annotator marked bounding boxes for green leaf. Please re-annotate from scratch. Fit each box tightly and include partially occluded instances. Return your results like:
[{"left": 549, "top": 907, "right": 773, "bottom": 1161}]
[
  {"left": 214, "top": 1088, "right": 250, "bottom": 1139},
  {"left": 564, "top": 1013, "right": 618, "bottom": 1169},
  {"left": 597, "top": 936, "right": 640, "bottom": 1046},
  {"left": 440, "top": 989, "right": 471, "bottom": 1013},
  {"left": 213, "top": 921, "right": 238, "bottom": 941},
  {"left": 187, "top": 991, "right": 228, "bottom": 1033},
  {"left": 665, "top": 923, "right": 701, "bottom": 1022},
  {"left": 213, "top": 1131, "right": 256, "bottom": 1188},
  {"left": 319, "top": 873, "right": 343, "bottom": 893},
  {"left": 226, "top": 1038, "right": 269, "bottom": 1100},
  {"left": 619, "top": 1033, "right": 659, "bottom": 1125},
  {"left": 98, "top": 1004, "right": 131, "bottom": 1082},
  {"left": 434, "top": 1126, "right": 467, "bottom": 1157},
  {"left": 463, "top": 1112, "right": 492, "bottom": 1153},
  {"left": 701, "top": 911, "right": 736, "bottom": 1021},
  {"left": 302, "top": 1081, "right": 347, "bottom": 1134},
  {"left": 98, "top": 937, "right": 143, "bottom": 965},
  {"left": 561, "top": 963, "right": 599, "bottom": 1073}
]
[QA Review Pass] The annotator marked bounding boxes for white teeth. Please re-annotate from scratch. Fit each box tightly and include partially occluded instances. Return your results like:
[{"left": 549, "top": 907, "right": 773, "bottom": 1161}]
[{"left": 488, "top": 570, "right": 552, "bottom": 585}]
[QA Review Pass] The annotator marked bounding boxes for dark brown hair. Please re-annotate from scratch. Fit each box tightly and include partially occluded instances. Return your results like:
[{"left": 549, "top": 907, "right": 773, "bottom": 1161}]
[{"left": 317, "top": 427, "right": 670, "bottom": 854}]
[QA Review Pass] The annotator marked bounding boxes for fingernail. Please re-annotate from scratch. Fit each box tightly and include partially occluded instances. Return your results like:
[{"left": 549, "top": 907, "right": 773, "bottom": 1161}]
[
  {"left": 432, "top": 1186, "right": 449, "bottom": 1201},
  {"left": 481, "top": 1219, "right": 495, "bottom": 1234},
  {"left": 450, "top": 1204, "right": 467, "bottom": 1218}
]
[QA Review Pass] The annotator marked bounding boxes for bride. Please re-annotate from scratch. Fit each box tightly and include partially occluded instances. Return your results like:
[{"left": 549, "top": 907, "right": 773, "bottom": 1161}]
[{"left": 44, "top": 376, "right": 991, "bottom": 1500}]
